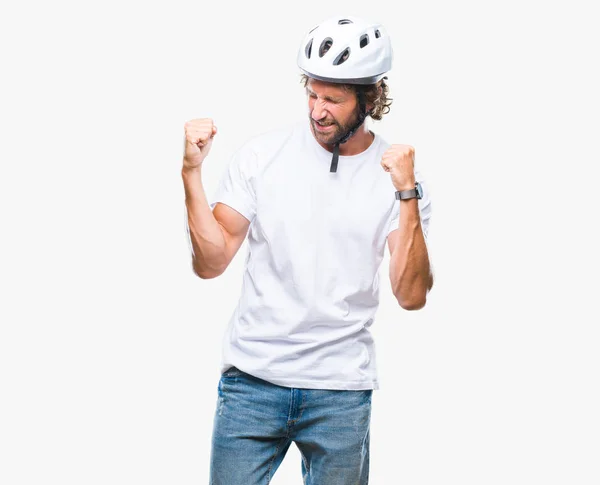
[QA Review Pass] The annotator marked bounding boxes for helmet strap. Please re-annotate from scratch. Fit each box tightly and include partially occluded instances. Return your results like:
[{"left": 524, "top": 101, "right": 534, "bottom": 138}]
[
  {"left": 329, "top": 87, "right": 371, "bottom": 173},
  {"left": 330, "top": 144, "right": 340, "bottom": 172}
]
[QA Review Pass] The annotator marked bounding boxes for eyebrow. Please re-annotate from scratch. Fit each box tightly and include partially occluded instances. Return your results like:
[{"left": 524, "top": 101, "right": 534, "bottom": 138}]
[{"left": 305, "top": 87, "right": 344, "bottom": 103}]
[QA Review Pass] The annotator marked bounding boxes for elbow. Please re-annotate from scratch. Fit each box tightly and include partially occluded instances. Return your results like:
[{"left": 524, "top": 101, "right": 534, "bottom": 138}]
[
  {"left": 194, "top": 269, "right": 222, "bottom": 279},
  {"left": 393, "top": 273, "right": 434, "bottom": 310},
  {"left": 398, "top": 298, "right": 427, "bottom": 311},
  {"left": 192, "top": 260, "right": 225, "bottom": 279},
  {"left": 395, "top": 292, "right": 427, "bottom": 311}
]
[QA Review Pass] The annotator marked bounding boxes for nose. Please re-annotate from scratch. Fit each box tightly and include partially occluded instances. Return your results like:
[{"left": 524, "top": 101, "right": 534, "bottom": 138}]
[{"left": 311, "top": 98, "right": 328, "bottom": 122}]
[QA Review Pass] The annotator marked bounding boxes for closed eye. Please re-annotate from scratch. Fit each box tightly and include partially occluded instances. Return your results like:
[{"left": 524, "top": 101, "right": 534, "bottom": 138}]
[
  {"left": 309, "top": 95, "right": 340, "bottom": 104},
  {"left": 307, "top": 90, "right": 342, "bottom": 104}
]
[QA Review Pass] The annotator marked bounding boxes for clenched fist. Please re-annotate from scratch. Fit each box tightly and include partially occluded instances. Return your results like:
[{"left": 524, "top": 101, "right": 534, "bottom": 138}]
[
  {"left": 183, "top": 118, "right": 218, "bottom": 169},
  {"left": 381, "top": 144, "right": 416, "bottom": 192}
]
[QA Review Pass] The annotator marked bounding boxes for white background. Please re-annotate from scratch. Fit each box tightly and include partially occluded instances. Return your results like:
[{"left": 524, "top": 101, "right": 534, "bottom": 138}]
[{"left": 1, "top": 0, "right": 599, "bottom": 484}]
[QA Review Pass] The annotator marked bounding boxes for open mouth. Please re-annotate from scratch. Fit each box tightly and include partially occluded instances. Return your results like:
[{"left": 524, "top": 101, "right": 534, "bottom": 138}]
[{"left": 314, "top": 120, "right": 335, "bottom": 132}]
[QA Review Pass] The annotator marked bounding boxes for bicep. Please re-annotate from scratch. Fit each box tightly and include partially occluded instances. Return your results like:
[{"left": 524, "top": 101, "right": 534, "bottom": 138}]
[{"left": 213, "top": 202, "right": 252, "bottom": 265}]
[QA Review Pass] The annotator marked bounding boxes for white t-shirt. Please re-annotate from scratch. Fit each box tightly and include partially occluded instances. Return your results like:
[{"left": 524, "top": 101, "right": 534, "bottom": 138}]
[{"left": 191, "top": 120, "right": 431, "bottom": 390}]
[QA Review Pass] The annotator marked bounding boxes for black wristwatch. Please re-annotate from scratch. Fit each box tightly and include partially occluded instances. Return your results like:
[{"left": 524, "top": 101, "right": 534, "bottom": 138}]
[{"left": 395, "top": 182, "right": 423, "bottom": 200}]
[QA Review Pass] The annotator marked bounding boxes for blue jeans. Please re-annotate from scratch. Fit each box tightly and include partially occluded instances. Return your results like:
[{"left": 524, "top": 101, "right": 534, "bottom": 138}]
[{"left": 209, "top": 367, "right": 373, "bottom": 485}]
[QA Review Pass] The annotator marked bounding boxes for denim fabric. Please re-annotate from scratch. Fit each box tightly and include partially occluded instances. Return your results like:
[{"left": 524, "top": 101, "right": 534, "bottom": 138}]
[{"left": 209, "top": 367, "right": 372, "bottom": 485}]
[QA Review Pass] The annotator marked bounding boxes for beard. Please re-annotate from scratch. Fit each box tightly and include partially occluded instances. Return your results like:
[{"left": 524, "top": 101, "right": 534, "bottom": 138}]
[{"left": 309, "top": 104, "right": 361, "bottom": 146}]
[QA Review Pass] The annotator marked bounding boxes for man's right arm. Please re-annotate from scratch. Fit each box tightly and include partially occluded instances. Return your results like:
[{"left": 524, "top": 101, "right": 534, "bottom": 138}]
[
  {"left": 182, "top": 118, "right": 251, "bottom": 279},
  {"left": 183, "top": 167, "right": 250, "bottom": 278}
]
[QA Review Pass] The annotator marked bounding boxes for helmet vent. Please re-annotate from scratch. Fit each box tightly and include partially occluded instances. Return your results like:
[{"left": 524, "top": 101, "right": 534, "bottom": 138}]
[
  {"left": 333, "top": 48, "right": 350, "bottom": 66},
  {"left": 319, "top": 38, "right": 333, "bottom": 57},
  {"left": 338, "top": 19, "right": 353, "bottom": 25},
  {"left": 374, "top": 29, "right": 381, "bottom": 38},
  {"left": 360, "top": 34, "right": 369, "bottom": 48},
  {"left": 305, "top": 38, "right": 313, "bottom": 59}
]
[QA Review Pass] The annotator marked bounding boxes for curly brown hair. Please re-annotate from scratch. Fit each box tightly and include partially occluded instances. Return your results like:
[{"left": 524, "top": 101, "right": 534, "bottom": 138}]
[{"left": 300, "top": 73, "right": 393, "bottom": 121}]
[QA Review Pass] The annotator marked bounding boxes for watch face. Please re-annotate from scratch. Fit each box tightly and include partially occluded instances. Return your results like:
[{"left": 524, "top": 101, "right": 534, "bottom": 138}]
[{"left": 415, "top": 182, "right": 423, "bottom": 199}]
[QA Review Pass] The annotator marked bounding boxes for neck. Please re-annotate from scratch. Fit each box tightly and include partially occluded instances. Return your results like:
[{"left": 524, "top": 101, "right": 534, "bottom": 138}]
[{"left": 313, "top": 124, "right": 375, "bottom": 156}]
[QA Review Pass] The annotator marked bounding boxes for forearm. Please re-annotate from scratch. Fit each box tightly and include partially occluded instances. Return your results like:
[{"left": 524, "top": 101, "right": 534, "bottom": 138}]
[
  {"left": 389, "top": 199, "right": 433, "bottom": 310},
  {"left": 182, "top": 166, "right": 228, "bottom": 277}
]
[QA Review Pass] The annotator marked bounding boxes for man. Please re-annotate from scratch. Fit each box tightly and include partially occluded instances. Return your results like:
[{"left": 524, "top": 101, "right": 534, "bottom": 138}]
[{"left": 181, "top": 15, "right": 433, "bottom": 485}]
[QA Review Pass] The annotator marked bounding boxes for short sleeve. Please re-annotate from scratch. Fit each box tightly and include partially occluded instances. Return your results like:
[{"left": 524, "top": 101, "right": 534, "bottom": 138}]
[
  {"left": 388, "top": 175, "right": 432, "bottom": 239},
  {"left": 209, "top": 145, "right": 258, "bottom": 223}
]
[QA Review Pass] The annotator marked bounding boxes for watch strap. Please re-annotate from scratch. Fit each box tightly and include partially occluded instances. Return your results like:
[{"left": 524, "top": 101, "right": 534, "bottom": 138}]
[{"left": 395, "top": 188, "right": 418, "bottom": 200}]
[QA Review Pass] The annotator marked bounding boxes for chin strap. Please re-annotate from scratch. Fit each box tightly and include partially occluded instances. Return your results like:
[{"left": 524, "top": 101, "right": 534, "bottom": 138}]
[
  {"left": 329, "top": 87, "right": 370, "bottom": 173},
  {"left": 330, "top": 144, "right": 340, "bottom": 173}
]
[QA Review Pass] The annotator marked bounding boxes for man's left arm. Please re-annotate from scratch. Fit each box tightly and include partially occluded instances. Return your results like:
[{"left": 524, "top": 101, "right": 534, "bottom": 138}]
[{"left": 382, "top": 144, "right": 434, "bottom": 310}]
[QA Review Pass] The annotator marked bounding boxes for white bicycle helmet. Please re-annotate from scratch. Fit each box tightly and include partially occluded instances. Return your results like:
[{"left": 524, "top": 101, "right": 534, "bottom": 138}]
[{"left": 297, "top": 15, "right": 393, "bottom": 85}]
